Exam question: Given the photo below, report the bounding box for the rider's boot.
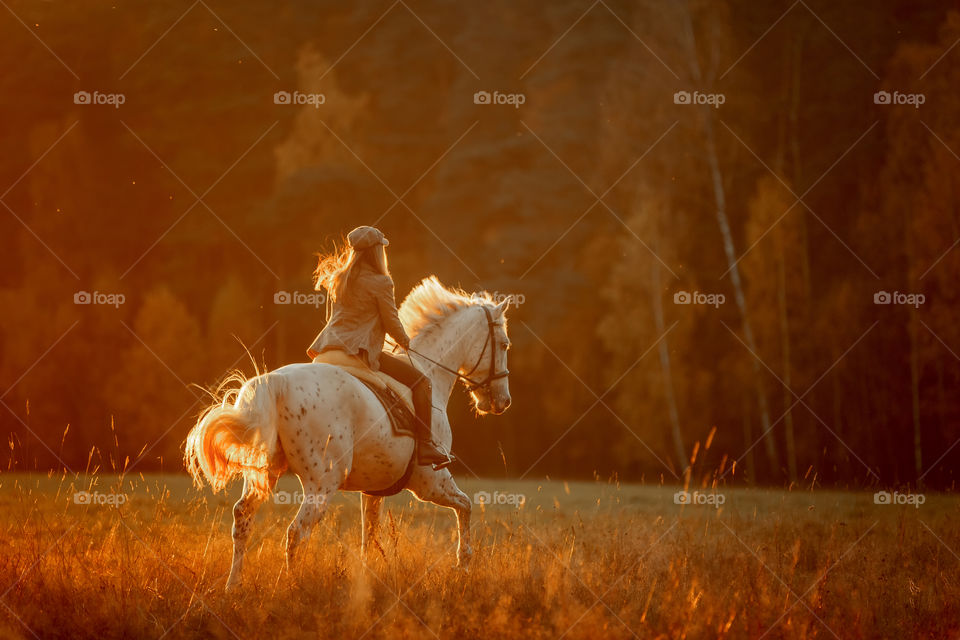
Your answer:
[412,380,455,470]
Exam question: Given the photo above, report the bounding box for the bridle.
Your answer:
[408,305,509,393]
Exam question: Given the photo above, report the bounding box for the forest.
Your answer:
[1,0,958,487]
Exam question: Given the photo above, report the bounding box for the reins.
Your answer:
[407,306,509,392]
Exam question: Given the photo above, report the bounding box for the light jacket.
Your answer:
[306,262,410,371]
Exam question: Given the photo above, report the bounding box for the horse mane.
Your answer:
[398,276,494,338]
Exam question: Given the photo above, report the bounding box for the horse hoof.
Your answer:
[456,549,473,571]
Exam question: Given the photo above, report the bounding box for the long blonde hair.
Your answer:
[313,240,390,302]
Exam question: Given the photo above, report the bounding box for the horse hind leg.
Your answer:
[226,473,277,591]
[285,479,336,573]
[360,494,385,560]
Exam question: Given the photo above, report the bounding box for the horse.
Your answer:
[184,276,512,590]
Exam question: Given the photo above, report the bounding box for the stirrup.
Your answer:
[431,454,455,471]
[418,441,455,470]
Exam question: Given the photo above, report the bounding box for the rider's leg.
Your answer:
[411,376,455,467]
[378,352,454,469]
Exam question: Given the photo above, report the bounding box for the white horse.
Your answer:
[185,277,512,590]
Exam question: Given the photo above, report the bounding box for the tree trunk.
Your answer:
[777,39,802,483]
[909,308,923,488]
[702,117,780,472]
[742,393,755,485]
[778,250,798,482]
[680,2,780,474]
[651,255,687,470]
[789,28,813,303]
[905,206,923,487]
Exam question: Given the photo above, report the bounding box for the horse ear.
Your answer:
[494,299,509,316]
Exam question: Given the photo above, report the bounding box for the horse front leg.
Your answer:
[408,470,474,568]
[360,494,384,560]
[453,491,473,568]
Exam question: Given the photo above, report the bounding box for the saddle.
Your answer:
[311,350,419,497]
[310,350,417,438]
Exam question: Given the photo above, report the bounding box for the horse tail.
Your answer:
[185,371,287,499]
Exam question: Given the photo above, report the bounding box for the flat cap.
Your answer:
[347,226,389,250]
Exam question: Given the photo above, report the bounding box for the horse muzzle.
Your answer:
[490,395,511,415]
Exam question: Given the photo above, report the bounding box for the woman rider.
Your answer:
[306,225,455,470]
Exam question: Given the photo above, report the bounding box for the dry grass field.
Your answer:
[0,473,957,639]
